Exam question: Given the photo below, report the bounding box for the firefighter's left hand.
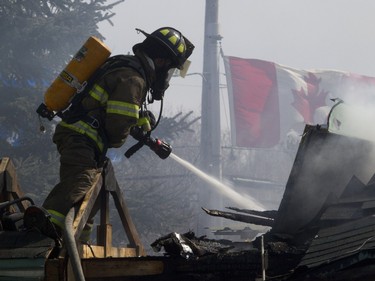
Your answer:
[130,126,146,141]
[137,110,156,132]
[145,110,156,129]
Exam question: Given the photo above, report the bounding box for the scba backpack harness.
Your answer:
[37,57,146,124]
[37,36,171,160]
[59,55,146,124]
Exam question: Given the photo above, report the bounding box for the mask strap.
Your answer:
[151,99,163,131]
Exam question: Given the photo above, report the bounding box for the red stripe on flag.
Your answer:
[227,57,280,148]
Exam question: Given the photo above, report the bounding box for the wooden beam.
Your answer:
[0,158,29,211]
[0,158,9,202]
[97,188,111,254]
[71,159,145,258]
[111,186,145,256]
[96,224,112,257]
[104,161,145,256]
[73,173,102,240]
[44,259,66,281]
[81,245,137,258]
[81,258,164,278]
[202,207,274,227]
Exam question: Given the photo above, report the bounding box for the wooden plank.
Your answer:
[99,189,110,226]
[3,158,26,203]
[0,157,9,174]
[73,173,102,240]
[45,259,66,281]
[96,224,112,257]
[111,187,145,256]
[81,245,137,258]
[0,158,29,211]
[4,158,19,193]
[82,258,164,278]
[97,189,111,252]
[0,158,10,201]
[102,160,118,192]
[104,160,145,256]
[112,247,137,258]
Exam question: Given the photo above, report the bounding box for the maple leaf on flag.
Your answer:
[291,73,329,124]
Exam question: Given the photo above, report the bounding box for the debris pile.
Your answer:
[197,125,375,280]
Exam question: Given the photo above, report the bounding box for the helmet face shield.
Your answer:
[179,60,191,78]
[166,68,176,84]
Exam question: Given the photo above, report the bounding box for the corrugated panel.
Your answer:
[339,195,375,204]
[0,231,54,259]
[362,200,375,210]
[366,173,375,187]
[0,231,54,280]
[340,175,366,199]
[299,216,375,268]
[0,258,45,280]
[320,205,362,221]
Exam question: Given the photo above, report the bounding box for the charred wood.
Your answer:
[202,207,274,227]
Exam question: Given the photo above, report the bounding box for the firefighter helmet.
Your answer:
[134,27,194,70]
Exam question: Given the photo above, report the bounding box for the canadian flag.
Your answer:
[223,56,375,148]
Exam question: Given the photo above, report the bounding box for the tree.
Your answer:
[0,0,124,83]
[0,0,124,203]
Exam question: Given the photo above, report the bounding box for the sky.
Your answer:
[98,0,375,126]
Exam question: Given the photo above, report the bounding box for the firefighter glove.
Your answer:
[136,110,156,132]
[130,126,145,141]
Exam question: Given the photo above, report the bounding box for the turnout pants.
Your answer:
[42,125,103,239]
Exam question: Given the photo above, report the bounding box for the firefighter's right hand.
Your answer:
[130,126,145,142]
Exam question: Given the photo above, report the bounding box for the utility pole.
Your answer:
[198,0,223,237]
[200,0,222,178]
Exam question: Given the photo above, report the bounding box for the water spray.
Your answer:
[169,153,265,211]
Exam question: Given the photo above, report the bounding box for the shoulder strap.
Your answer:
[80,55,146,97]
[60,55,146,122]
[101,55,147,81]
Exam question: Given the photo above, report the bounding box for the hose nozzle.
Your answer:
[125,135,172,159]
[146,138,172,159]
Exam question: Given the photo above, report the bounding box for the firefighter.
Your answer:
[41,27,195,241]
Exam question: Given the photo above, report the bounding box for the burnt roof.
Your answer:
[298,215,375,268]
[271,125,375,238]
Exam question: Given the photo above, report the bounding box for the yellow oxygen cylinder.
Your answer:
[44,36,111,112]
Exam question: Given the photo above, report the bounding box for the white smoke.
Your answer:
[328,83,375,143]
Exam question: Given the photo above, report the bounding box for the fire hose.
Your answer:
[125,131,172,159]
[64,207,85,281]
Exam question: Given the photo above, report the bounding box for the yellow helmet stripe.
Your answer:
[168,35,178,45]
[177,43,185,54]
[159,29,170,36]
[158,28,185,54]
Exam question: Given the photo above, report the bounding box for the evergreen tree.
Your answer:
[0,0,124,201]
[0,0,124,82]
